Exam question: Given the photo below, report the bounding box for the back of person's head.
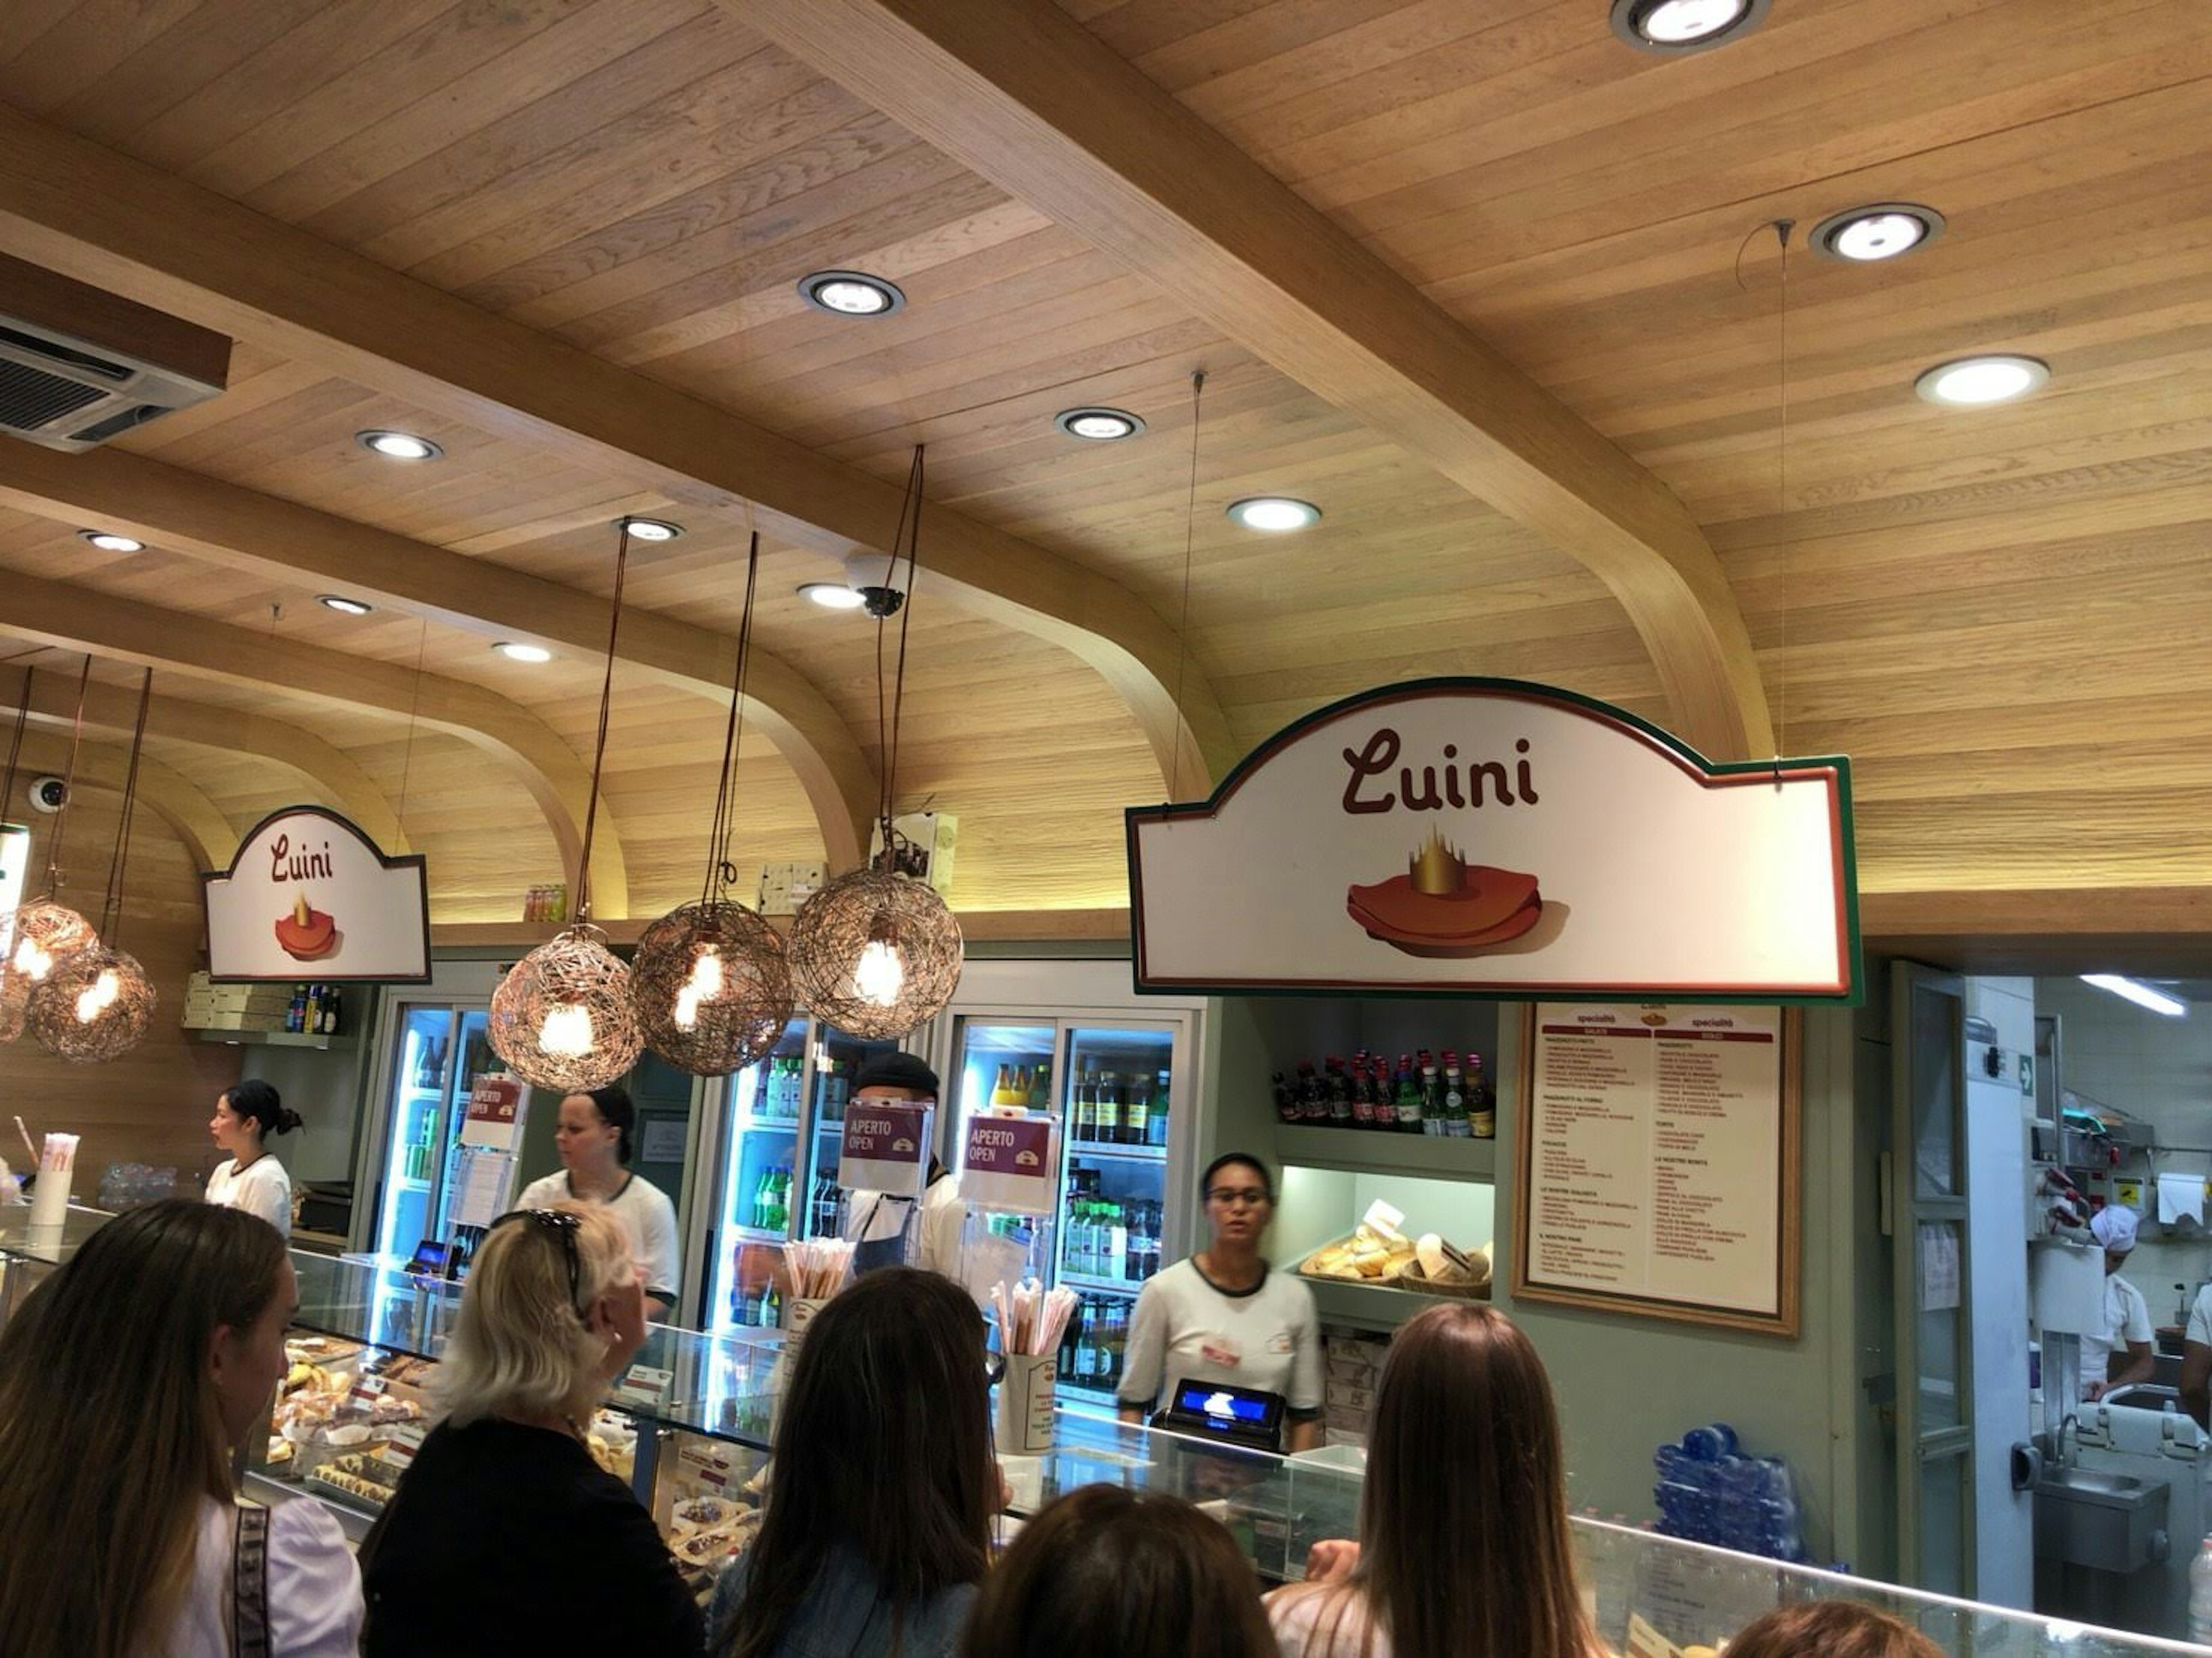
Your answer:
[588,1084,636,1163]
[1722,1601,1943,1658]
[1351,1303,1589,1658]
[717,1267,994,1658]
[962,1485,1278,1658]
[434,1201,635,1428]
[225,1077,304,1138]
[0,1201,287,1658]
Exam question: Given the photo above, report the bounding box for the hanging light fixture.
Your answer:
[632,532,794,1074]
[488,523,644,1092]
[789,447,964,1039]
[28,669,156,1062]
[0,661,100,1042]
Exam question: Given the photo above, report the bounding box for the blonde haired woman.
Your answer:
[0,1201,361,1657]
[1267,1303,1598,1658]
[362,1203,701,1656]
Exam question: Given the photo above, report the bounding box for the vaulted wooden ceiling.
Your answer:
[0,0,2206,927]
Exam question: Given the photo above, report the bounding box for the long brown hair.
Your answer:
[1721,1601,1943,1658]
[714,1267,995,1658]
[1291,1304,1591,1658]
[0,1201,287,1658]
[963,1484,1278,1658]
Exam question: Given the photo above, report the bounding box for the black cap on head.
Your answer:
[853,1051,940,1097]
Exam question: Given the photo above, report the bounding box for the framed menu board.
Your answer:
[1513,1003,1801,1337]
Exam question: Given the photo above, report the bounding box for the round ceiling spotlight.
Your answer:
[617,515,683,542]
[1914,355,2050,408]
[1226,496,1322,533]
[1810,203,1947,263]
[355,430,444,461]
[797,270,906,318]
[317,595,373,616]
[77,529,145,553]
[1609,0,1770,54]
[1054,407,1146,442]
[494,641,555,663]
[798,582,868,611]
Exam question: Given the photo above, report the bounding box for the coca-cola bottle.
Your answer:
[1271,1072,1301,1125]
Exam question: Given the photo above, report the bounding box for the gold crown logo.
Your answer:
[1408,828,1467,896]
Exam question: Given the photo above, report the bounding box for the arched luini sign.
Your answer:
[203,805,431,982]
[1126,679,1857,1003]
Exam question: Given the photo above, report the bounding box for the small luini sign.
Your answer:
[1126,679,1857,1004]
[203,806,431,983]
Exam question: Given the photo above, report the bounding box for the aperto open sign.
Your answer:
[840,1102,931,1197]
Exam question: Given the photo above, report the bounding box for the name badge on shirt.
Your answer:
[1200,1337,1243,1368]
[1267,1331,1295,1356]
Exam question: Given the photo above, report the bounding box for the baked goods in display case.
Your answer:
[1299,1201,1489,1299]
[267,1336,430,1486]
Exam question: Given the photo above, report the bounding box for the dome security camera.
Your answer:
[842,551,907,620]
[28,776,67,814]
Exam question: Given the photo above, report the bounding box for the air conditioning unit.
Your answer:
[0,253,229,450]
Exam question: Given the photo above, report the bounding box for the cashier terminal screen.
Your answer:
[1158,1379,1285,1449]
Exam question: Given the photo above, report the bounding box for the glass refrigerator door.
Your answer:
[946,1017,1060,1169]
[1057,1024,1176,1405]
[798,1025,904,1239]
[706,1019,807,1334]
[429,1010,495,1239]
[376,1006,459,1261]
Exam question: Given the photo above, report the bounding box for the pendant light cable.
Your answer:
[873,446,925,864]
[573,522,634,924]
[42,656,91,897]
[1774,218,1793,764]
[1166,369,1207,800]
[701,532,763,906]
[96,669,152,947]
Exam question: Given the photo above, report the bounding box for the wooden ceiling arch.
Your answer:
[0,571,628,916]
[11,726,234,874]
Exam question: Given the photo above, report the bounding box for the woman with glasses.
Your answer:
[1117,1152,1322,1452]
[360,1202,700,1656]
[710,1266,997,1658]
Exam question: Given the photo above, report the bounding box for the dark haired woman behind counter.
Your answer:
[206,1078,304,1239]
[514,1085,680,1319]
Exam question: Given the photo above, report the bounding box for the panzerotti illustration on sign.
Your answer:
[202,805,431,983]
[1126,680,1857,1003]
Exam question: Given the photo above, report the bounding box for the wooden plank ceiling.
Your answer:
[0,0,2206,929]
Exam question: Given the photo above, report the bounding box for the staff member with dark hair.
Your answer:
[515,1086,680,1319]
[840,1053,966,1278]
[206,1077,305,1239]
[1118,1151,1323,1452]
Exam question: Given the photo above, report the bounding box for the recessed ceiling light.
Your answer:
[2081,974,2187,1018]
[798,582,868,611]
[1810,203,1946,263]
[77,529,143,553]
[1609,0,1769,53]
[1914,355,2050,408]
[356,429,444,461]
[797,270,905,317]
[493,641,554,663]
[618,515,683,542]
[1054,407,1146,441]
[317,594,373,616]
[1226,496,1321,533]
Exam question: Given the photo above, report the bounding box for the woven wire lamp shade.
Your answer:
[489,924,644,1093]
[632,901,793,1077]
[789,868,964,1041]
[0,901,99,1042]
[25,944,154,1064]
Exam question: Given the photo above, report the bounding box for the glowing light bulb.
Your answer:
[673,987,702,1030]
[75,969,120,1024]
[687,947,725,999]
[854,939,904,1008]
[14,936,52,980]
[540,1003,594,1057]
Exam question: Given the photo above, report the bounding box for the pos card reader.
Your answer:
[1152,1378,1286,1454]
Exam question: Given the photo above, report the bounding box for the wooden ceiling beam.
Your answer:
[0,574,628,915]
[0,435,873,867]
[0,669,407,853]
[13,727,233,874]
[736,0,1772,764]
[0,105,1236,798]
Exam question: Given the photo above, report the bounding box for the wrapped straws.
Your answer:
[992,1277,1079,1357]
[781,1237,854,1302]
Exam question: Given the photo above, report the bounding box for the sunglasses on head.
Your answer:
[490,1208,586,1321]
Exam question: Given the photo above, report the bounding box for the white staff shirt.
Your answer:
[2082,1272,2153,1391]
[1118,1258,1323,1419]
[514,1170,681,1305]
[206,1155,293,1239]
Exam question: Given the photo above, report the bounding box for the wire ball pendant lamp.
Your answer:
[28,667,157,1063]
[632,531,794,1075]
[0,661,101,1044]
[488,523,644,1094]
[789,447,964,1039]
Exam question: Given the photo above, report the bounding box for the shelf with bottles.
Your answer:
[1271,1046,1497,1142]
[1056,1293,1135,1399]
[1063,1049,1172,1156]
[1059,1170,1165,1290]
[1059,1270,1143,1296]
